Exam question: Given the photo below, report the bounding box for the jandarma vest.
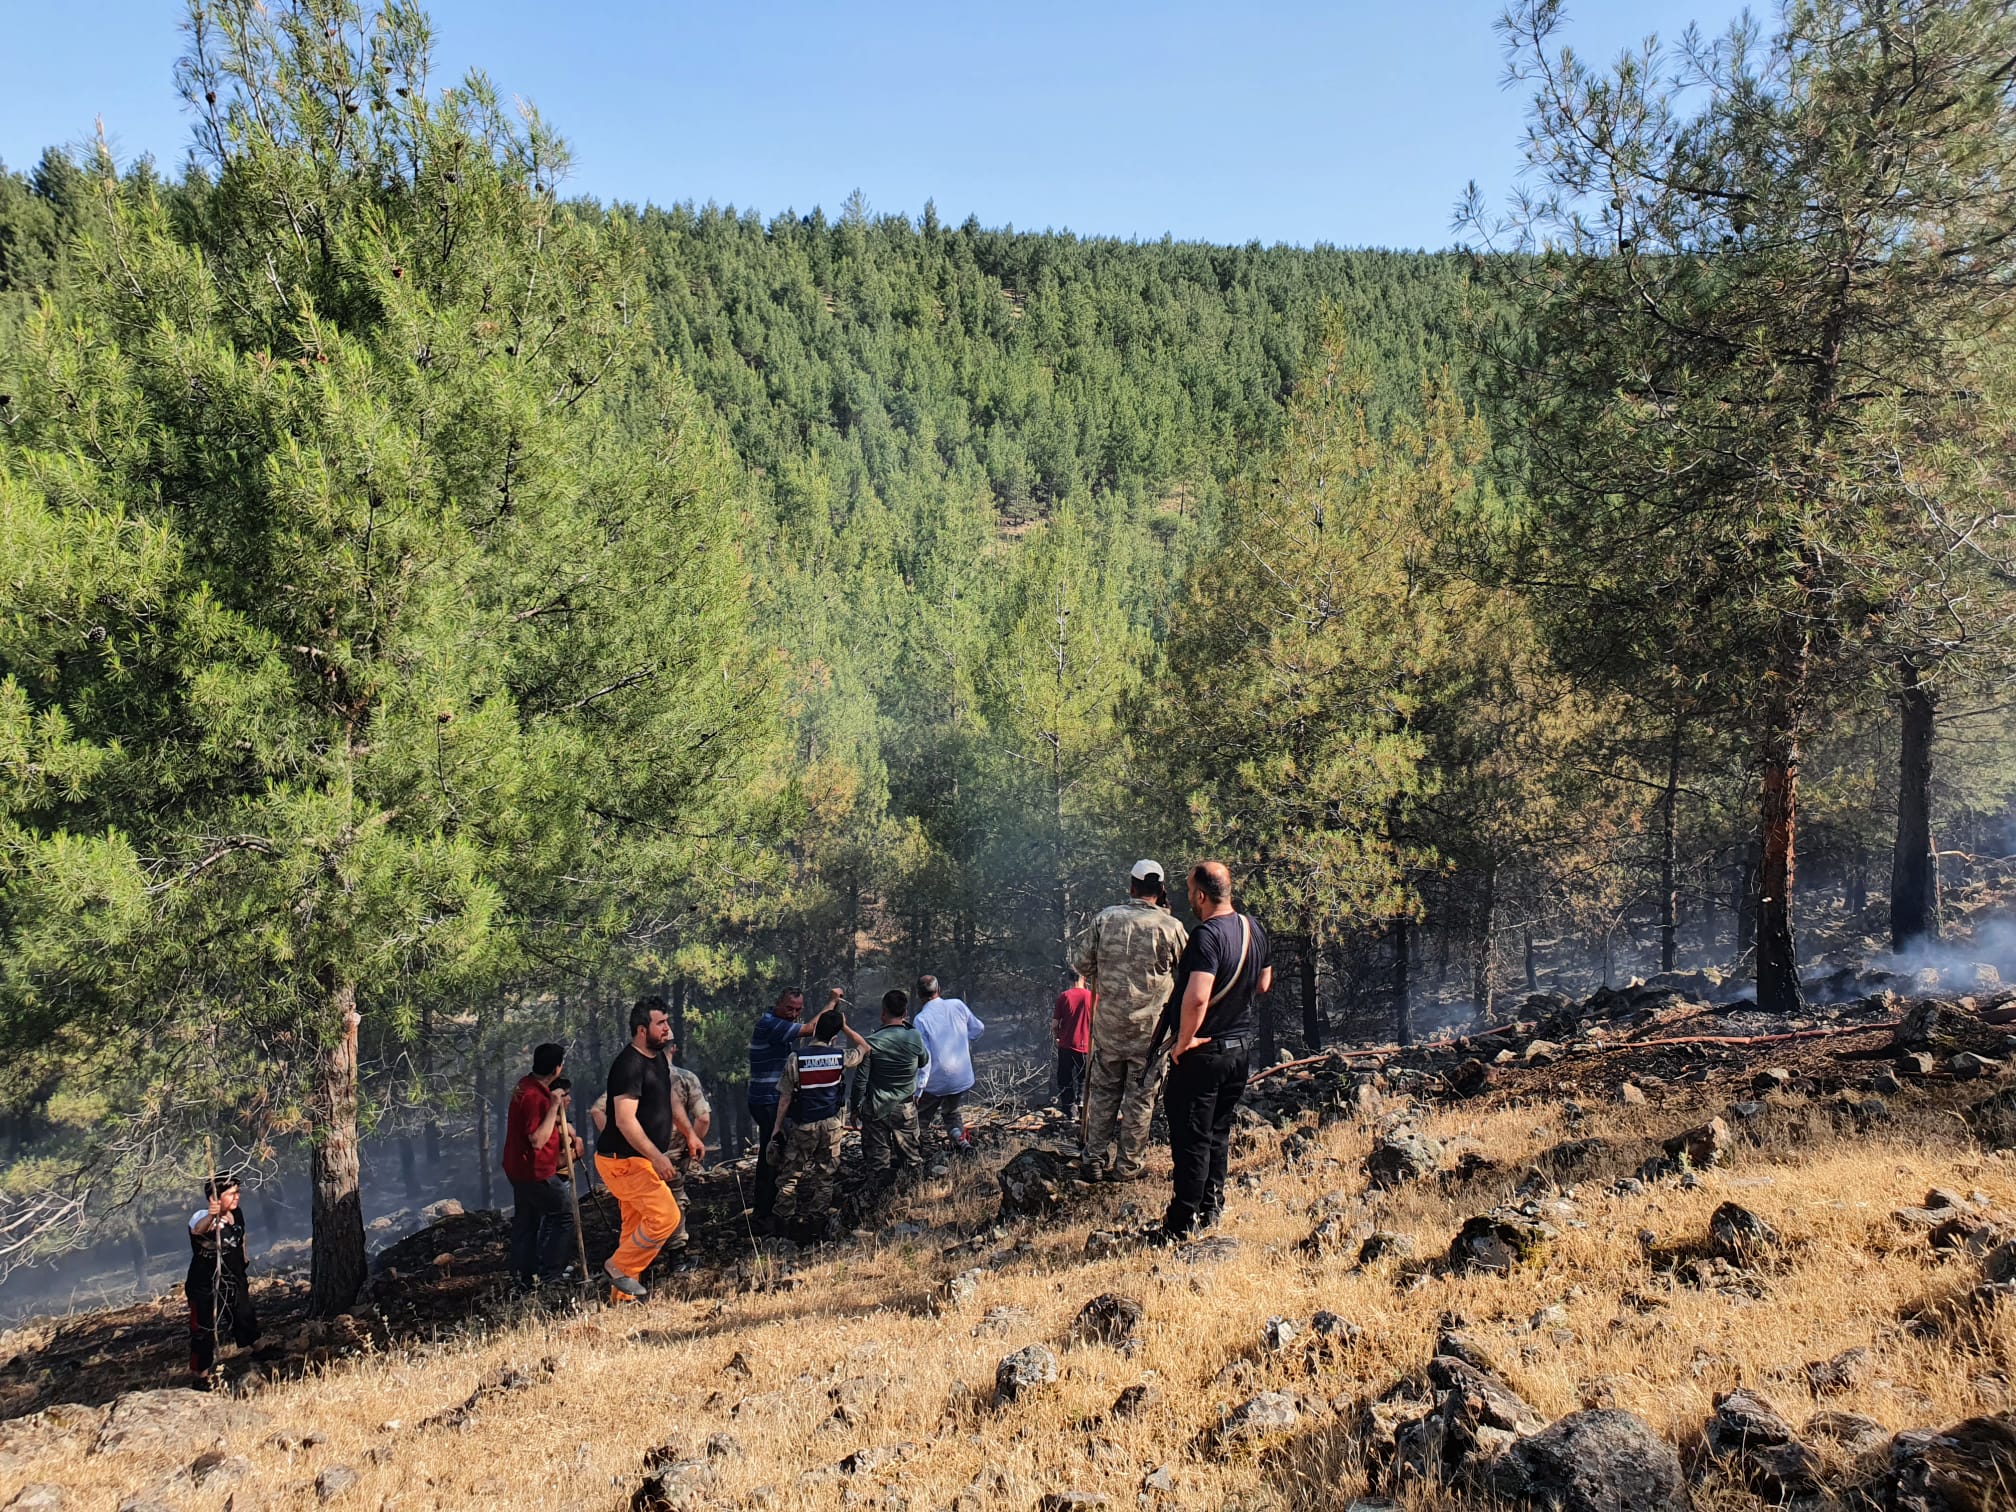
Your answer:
[790,1046,847,1123]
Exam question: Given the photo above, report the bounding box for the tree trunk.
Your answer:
[1299,937,1321,1050]
[1470,863,1497,1019]
[475,1056,494,1212]
[1393,915,1413,1047]
[398,1133,419,1200]
[308,979,367,1318]
[420,998,441,1167]
[1660,719,1683,974]
[1756,719,1804,1014]
[1891,662,1939,951]
[1523,927,1538,993]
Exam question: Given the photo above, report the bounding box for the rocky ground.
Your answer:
[6,957,2016,1509]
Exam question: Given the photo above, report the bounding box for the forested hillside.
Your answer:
[4,0,2016,1312]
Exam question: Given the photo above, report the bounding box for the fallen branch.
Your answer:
[1625,1020,1900,1050]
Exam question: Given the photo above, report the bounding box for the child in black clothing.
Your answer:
[186,1175,260,1381]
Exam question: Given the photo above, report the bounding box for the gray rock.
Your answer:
[1899,1050,1940,1077]
[940,1268,982,1310]
[1366,1129,1442,1188]
[1880,1414,2016,1510]
[1448,1213,1558,1275]
[1952,1052,2002,1082]
[316,1464,360,1502]
[1450,1058,1494,1096]
[1752,1066,1794,1093]
[1707,1201,1782,1260]
[1488,1409,1688,1511]
[995,1345,1059,1404]
[1262,1316,1299,1351]
[1036,1494,1106,1512]
[996,1148,1071,1219]
[1805,1347,1873,1396]
[632,1458,715,1511]
[1662,1117,1730,1169]
[1109,1382,1160,1419]
[1704,1388,1823,1499]
[1619,1083,1647,1106]
[1068,1294,1141,1348]
[92,1388,269,1456]
[1355,1230,1415,1266]
[188,1449,251,1490]
[1802,1410,1889,1455]
[6,1489,63,1512]
[1523,1039,1564,1064]
[1139,1463,1175,1494]
[1207,1391,1301,1450]
[1299,1215,1350,1257]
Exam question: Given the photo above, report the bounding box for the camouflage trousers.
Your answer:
[773,1116,846,1221]
[860,1103,921,1205]
[1082,1045,1167,1175]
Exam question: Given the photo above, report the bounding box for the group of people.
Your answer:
[177,859,1261,1376]
[494,974,987,1305]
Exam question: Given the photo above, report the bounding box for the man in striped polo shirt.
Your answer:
[766,1005,870,1239]
[747,985,837,1224]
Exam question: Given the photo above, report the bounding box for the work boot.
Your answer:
[1111,1161,1148,1183]
[604,1261,647,1305]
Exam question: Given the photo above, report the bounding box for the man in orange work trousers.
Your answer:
[595,997,706,1304]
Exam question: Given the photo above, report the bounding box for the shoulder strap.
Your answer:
[1205,916,1251,1011]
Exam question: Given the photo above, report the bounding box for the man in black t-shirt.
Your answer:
[1155,861,1271,1241]
[594,997,704,1303]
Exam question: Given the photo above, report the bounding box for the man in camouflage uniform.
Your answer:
[1074,859,1188,1181]
[850,989,931,1209]
[766,1007,868,1236]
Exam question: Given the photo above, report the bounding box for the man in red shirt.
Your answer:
[1053,971,1094,1114]
[504,1042,585,1290]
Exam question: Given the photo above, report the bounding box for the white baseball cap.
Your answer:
[1130,859,1165,882]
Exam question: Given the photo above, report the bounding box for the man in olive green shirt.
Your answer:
[849,988,930,1208]
[1075,859,1188,1181]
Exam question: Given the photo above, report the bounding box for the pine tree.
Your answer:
[0,1,759,1311]
[1469,0,2016,1011]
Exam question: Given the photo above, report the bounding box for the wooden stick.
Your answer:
[559,1134,591,1290]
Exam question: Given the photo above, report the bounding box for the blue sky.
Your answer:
[3,1,1749,249]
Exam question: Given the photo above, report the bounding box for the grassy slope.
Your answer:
[3,1078,2013,1510]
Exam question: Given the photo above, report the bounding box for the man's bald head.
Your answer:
[1190,862,1232,906]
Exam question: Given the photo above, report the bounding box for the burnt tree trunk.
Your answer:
[1393,915,1413,1047]
[1891,661,1939,951]
[1659,719,1683,974]
[1299,937,1322,1050]
[1470,863,1497,1020]
[308,979,367,1318]
[1756,701,1805,1015]
[420,998,441,1167]
[1523,927,1538,993]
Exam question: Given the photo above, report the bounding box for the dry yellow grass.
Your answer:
[7,1088,2015,1510]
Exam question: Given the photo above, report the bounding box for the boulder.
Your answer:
[1896,1000,1953,1049]
[1619,1083,1648,1106]
[1951,1052,2002,1083]
[997,1148,1072,1219]
[1487,1409,1689,1511]
[1703,1388,1824,1499]
[1802,1410,1889,1455]
[1805,1347,1874,1397]
[316,1464,360,1502]
[1662,1117,1731,1169]
[1109,1383,1160,1419]
[1366,1129,1442,1189]
[1448,1213,1558,1275]
[6,1490,64,1512]
[994,1345,1059,1404]
[1879,1413,2016,1511]
[631,1458,715,1511]
[92,1389,269,1457]
[940,1268,983,1310]
[1450,1058,1494,1097]
[1068,1294,1141,1349]
[1356,1231,1415,1266]
[1707,1202,1783,1261]
[1204,1391,1301,1452]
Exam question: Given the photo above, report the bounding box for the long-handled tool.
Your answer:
[559,1128,592,1292]
[203,1135,224,1382]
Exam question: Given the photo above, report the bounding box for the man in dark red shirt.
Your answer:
[504,1042,584,1289]
[1053,971,1094,1114]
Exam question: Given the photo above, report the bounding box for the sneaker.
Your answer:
[1111,1162,1148,1183]
[604,1262,647,1304]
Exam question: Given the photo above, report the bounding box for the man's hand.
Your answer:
[569,1131,585,1159]
[826,985,845,1004]
[649,1150,677,1184]
[206,1195,223,1219]
[684,1131,705,1162]
[1171,1034,1213,1063]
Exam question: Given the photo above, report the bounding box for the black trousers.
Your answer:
[1162,1038,1250,1235]
[187,1272,259,1374]
[750,1101,780,1218]
[508,1174,576,1283]
[1055,1045,1086,1110]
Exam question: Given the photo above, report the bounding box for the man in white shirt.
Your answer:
[911,975,984,1152]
